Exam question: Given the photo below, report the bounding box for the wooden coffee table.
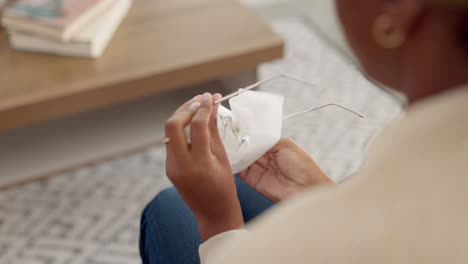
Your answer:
[0,0,283,132]
[0,0,283,188]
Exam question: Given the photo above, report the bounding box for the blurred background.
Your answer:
[0,0,402,263]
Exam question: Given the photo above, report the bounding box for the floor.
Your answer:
[0,1,402,263]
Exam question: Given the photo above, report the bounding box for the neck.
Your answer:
[399,13,468,104]
[402,56,468,104]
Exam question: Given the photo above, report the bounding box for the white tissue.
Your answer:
[217,91,284,174]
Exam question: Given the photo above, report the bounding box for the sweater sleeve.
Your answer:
[199,229,249,263]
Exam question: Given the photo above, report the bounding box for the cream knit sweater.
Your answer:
[200,85,468,264]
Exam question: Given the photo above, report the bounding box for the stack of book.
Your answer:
[1,0,132,58]
[0,0,11,17]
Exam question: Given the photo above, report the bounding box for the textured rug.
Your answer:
[0,6,402,264]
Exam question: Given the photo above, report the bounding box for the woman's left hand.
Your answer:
[164,93,244,241]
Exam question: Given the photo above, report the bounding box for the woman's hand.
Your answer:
[239,138,335,202]
[165,93,244,241]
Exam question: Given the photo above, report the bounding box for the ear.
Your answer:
[385,0,424,36]
[372,0,425,49]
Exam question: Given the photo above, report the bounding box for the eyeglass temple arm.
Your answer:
[214,74,318,104]
[214,74,365,119]
[283,103,365,120]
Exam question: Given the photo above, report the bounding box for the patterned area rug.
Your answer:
[0,6,402,264]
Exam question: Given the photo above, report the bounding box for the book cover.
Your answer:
[0,0,13,16]
[2,0,115,40]
[9,0,131,58]
[6,0,103,27]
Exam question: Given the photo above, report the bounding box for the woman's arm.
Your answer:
[164,94,335,242]
[164,93,244,241]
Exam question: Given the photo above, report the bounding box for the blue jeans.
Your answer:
[139,176,274,264]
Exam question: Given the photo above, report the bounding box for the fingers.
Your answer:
[239,153,269,179]
[165,97,203,158]
[175,95,202,114]
[210,94,227,157]
[210,93,222,125]
[166,92,226,162]
[190,93,214,158]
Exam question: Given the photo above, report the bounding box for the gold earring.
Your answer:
[372,14,406,49]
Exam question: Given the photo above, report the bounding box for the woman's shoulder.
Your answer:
[364,84,468,167]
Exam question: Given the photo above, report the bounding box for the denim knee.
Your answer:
[142,187,176,222]
[140,187,177,264]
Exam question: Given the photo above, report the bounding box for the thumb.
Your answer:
[273,138,298,150]
[238,169,248,179]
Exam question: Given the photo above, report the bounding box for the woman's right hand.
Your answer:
[239,138,335,202]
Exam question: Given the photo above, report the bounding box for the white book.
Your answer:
[8,0,132,59]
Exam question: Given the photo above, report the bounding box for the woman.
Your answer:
[140,0,468,263]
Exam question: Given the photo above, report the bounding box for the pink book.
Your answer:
[2,0,116,41]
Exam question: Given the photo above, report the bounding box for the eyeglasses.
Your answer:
[215,74,365,145]
[215,74,365,120]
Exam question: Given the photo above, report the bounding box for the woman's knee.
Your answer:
[142,187,178,220]
[140,187,179,263]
